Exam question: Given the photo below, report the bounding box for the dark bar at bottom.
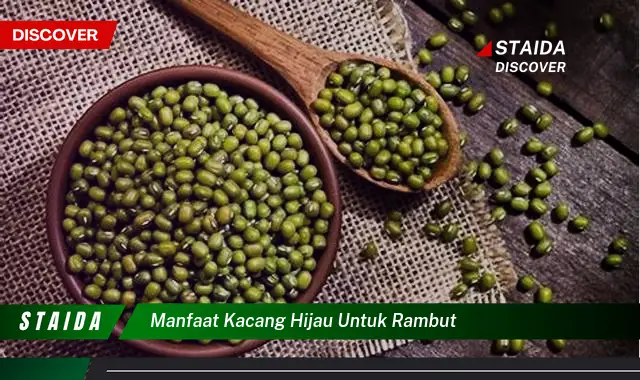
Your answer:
[87,357,640,380]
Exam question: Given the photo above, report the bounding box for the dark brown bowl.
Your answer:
[46,66,342,357]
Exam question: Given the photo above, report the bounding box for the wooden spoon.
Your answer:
[171,0,462,192]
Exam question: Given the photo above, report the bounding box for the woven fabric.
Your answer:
[0,0,516,358]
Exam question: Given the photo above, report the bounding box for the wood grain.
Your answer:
[410,0,639,156]
[170,0,463,193]
[382,0,639,358]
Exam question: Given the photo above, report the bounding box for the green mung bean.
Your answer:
[609,235,629,255]
[428,32,449,49]
[535,286,553,303]
[511,197,529,213]
[536,81,553,97]
[462,271,481,286]
[478,272,496,291]
[541,160,559,177]
[488,8,504,24]
[459,258,481,272]
[529,198,548,217]
[441,223,460,243]
[417,48,432,65]
[441,66,455,83]
[461,10,478,25]
[573,127,594,146]
[517,275,537,292]
[466,92,486,113]
[461,236,478,256]
[456,86,474,104]
[552,202,569,223]
[511,182,531,197]
[569,215,590,233]
[602,254,623,270]
[473,34,488,51]
[486,147,505,167]
[593,122,609,139]
[598,13,615,32]
[492,189,512,204]
[534,238,553,257]
[361,241,379,259]
[499,118,519,137]
[545,22,558,39]
[520,104,540,123]
[535,113,553,132]
[509,340,525,355]
[384,220,402,240]
[492,340,510,355]
[547,339,566,353]
[523,137,544,155]
[533,181,552,198]
[476,162,492,181]
[423,223,442,239]
[448,17,464,33]
[539,144,558,161]
[527,221,546,241]
[449,0,466,11]
[491,166,510,187]
[434,200,453,219]
[501,2,515,18]
[491,207,506,222]
[450,283,468,299]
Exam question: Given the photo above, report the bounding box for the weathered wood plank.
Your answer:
[383,0,639,358]
[408,0,639,156]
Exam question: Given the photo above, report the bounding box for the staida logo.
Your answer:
[477,40,566,73]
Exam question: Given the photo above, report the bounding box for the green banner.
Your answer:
[0,304,124,340]
[120,303,640,340]
[2,359,90,380]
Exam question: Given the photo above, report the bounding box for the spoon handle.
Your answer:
[171,0,336,100]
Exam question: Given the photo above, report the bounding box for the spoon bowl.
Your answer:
[303,53,462,192]
[171,0,462,192]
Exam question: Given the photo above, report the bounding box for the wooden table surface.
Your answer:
[382,0,639,358]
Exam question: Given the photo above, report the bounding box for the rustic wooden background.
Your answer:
[382,0,639,357]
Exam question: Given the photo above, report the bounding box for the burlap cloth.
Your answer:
[0,0,516,358]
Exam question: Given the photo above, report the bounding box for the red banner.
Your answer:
[0,21,118,50]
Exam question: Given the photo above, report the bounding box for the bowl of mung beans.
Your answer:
[46,65,342,357]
